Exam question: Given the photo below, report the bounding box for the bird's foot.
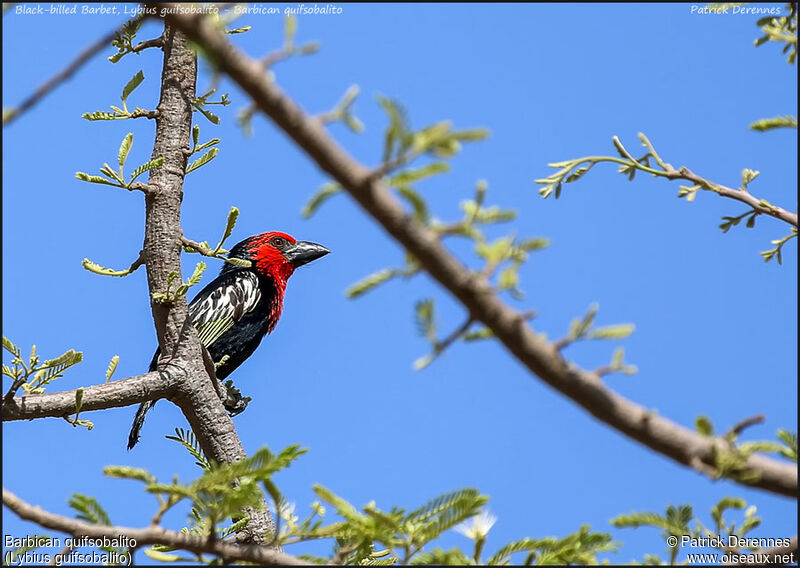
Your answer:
[222,380,251,417]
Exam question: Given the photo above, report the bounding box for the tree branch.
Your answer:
[663,164,798,227]
[2,488,310,566]
[132,36,164,53]
[2,371,169,422]
[157,6,797,498]
[142,22,275,544]
[3,28,119,127]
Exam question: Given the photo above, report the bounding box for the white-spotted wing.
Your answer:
[188,271,262,348]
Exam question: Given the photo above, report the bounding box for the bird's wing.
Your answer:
[188,271,262,348]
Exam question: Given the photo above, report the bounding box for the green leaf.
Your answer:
[695,415,714,436]
[100,163,125,184]
[223,257,252,268]
[498,266,519,290]
[749,115,797,132]
[776,430,797,461]
[396,186,429,222]
[195,105,220,125]
[451,128,490,142]
[414,299,436,343]
[144,549,185,562]
[302,182,342,218]
[103,465,156,484]
[75,172,122,187]
[564,164,593,183]
[2,336,21,357]
[568,303,598,340]
[74,387,84,416]
[284,14,297,47]
[117,133,133,168]
[82,258,134,277]
[517,237,550,251]
[82,111,126,121]
[346,269,397,299]
[129,157,164,183]
[186,147,219,174]
[42,350,83,371]
[487,538,545,565]
[406,488,482,524]
[462,327,494,342]
[105,355,119,383]
[193,137,220,154]
[121,70,145,105]
[68,494,111,526]
[475,236,513,264]
[588,324,635,340]
[165,428,210,470]
[741,168,760,187]
[413,354,434,371]
[388,162,450,186]
[175,262,206,297]
[312,484,363,524]
[215,207,240,252]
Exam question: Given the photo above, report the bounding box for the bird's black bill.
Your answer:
[283,241,330,267]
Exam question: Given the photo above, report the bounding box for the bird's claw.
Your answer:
[222,379,251,417]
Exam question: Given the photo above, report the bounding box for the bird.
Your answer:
[127,231,329,449]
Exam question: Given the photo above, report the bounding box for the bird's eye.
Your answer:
[271,237,286,248]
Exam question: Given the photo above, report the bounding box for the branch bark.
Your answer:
[157,6,797,498]
[141,22,275,544]
[2,371,168,422]
[2,488,309,566]
[663,165,798,228]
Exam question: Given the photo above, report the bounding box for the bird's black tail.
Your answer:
[127,400,156,450]
[128,350,161,450]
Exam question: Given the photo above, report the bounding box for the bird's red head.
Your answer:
[227,231,330,285]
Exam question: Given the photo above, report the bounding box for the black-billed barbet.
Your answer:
[127,231,329,449]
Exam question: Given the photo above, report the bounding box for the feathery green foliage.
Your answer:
[165,428,210,470]
[82,70,155,120]
[76,133,163,190]
[2,336,83,397]
[753,3,797,63]
[151,262,207,303]
[109,18,143,63]
[612,498,764,564]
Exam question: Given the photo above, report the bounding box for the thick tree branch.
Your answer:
[141,23,275,544]
[158,7,797,498]
[2,488,309,566]
[2,371,168,422]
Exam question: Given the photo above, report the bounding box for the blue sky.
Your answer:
[2,3,797,564]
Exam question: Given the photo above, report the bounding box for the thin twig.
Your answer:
[261,47,294,69]
[3,375,28,404]
[725,414,767,440]
[2,488,311,566]
[434,317,475,353]
[3,28,118,127]
[132,36,164,53]
[181,236,217,256]
[663,164,798,227]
